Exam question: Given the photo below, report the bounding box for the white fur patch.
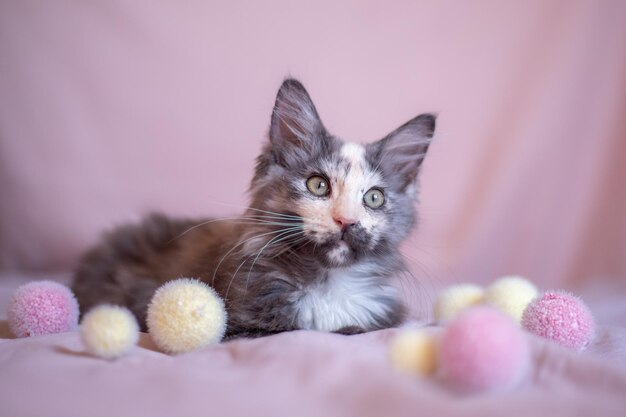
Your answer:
[340,142,366,166]
[295,264,397,331]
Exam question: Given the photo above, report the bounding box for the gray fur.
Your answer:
[72,78,435,339]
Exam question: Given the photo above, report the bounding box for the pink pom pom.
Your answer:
[439,307,530,393]
[7,281,79,337]
[522,291,595,351]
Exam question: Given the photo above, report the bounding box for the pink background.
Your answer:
[1,0,625,294]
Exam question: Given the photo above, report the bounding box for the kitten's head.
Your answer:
[249,79,434,268]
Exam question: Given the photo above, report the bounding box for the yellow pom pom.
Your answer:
[147,279,227,354]
[434,284,484,322]
[390,329,437,375]
[484,276,538,323]
[80,305,139,359]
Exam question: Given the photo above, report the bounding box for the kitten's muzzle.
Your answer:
[334,223,370,251]
[333,216,357,232]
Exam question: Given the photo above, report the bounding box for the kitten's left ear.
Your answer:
[269,79,326,167]
[367,114,436,189]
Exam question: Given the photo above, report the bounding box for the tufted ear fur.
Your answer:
[268,79,327,167]
[367,114,436,190]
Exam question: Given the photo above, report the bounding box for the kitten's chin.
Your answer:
[324,241,355,267]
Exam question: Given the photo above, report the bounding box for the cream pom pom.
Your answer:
[147,279,227,354]
[434,284,484,322]
[484,276,538,323]
[80,305,139,359]
[390,329,437,375]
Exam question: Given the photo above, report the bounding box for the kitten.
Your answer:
[72,79,435,339]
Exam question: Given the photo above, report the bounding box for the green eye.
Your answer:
[363,188,385,209]
[306,175,330,197]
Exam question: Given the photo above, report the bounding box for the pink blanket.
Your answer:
[1,274,625,417]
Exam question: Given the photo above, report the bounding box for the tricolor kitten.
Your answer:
[72,79,435,339]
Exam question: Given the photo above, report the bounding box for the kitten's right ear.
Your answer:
[268,79,326,166]
[368,113,436,190]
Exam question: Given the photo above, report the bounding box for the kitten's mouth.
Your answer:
[337,230,353,247]
[335,227,368,250]
[308,229,369,266]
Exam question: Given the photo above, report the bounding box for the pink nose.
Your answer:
[333,216,357,231]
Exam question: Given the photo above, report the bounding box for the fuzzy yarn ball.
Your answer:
[147,279,227,354]
[484,276,538,323]
[522,291,595,351]
[390,329,437,376]
[7,281,79,337]
[434,284,484,322]
[439,307,530,393]
[80,305,139,359]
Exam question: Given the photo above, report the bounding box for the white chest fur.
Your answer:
[295,265,397,332]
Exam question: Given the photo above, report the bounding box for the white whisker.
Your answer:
[212,226,302,287]
[237,229,304,301]
[168,215,304,243]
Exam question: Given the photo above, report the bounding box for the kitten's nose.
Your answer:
[333,216,357,231]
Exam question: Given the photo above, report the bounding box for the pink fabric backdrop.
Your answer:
[1,1,625,296]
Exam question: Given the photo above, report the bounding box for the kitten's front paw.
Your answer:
[334,326,367,335]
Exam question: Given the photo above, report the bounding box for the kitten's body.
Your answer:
[72,79,435,339]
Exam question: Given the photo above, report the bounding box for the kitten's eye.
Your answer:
[306,175,331,197]
[363,188,385,209]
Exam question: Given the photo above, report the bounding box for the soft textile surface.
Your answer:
[1,275,625,416]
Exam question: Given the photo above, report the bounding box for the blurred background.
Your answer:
[1,1,625,310]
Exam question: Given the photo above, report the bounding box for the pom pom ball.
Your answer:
[147,278,227,354]
[389,329,437,375]
[434,284,484,322]
[438,307,529,393]
[483,276,537,322]
[80,305,139,359]
[7,280,79,337]
[522,291,595,351]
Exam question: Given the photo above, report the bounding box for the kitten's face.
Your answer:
[250,79,434,267]
[296,142,386,266]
